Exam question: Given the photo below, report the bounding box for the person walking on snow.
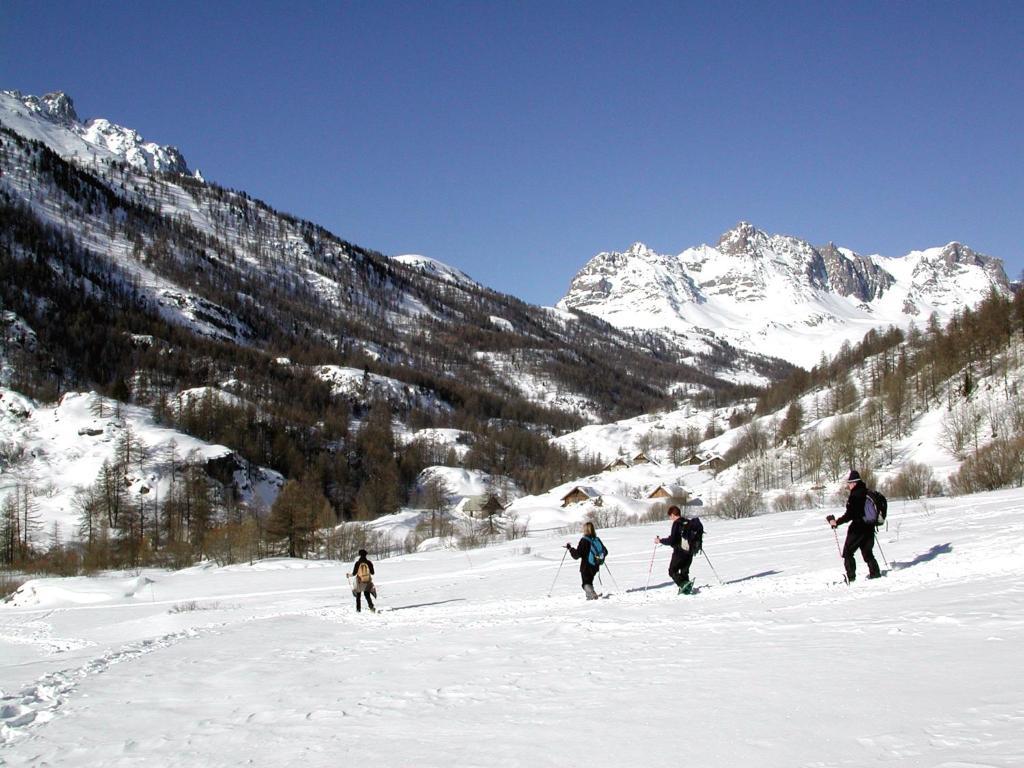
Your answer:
[565,521,607,600]
[351,549,376,612]
[656,505,696,594]
[827,470,882,582]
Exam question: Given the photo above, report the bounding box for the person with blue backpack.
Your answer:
[826,470,882,582]
[565,521,608,599]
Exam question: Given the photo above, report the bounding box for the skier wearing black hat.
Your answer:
[826,470,882,582]
[351,549,376,612]
[656,505,697,594]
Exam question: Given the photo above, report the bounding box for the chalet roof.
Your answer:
[602,457,632,470]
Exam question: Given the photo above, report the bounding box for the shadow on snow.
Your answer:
[383,598,467,612]
[891,543,953,570]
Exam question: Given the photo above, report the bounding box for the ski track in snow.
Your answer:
[0,627,212,747]
[1,490,1023,766]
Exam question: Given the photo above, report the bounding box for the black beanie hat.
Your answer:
[847,470,862,482]
[358,549,368,557]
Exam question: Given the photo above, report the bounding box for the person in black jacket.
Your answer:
[565,522,606,600]
[827,470,882,582]
[656,505,695,594]
[351,549,376,612]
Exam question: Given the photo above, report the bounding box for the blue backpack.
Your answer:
[863,490,888,527]
[585,536,607,567]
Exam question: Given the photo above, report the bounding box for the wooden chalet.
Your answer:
[602,457,631,472]
[561,486,601,507]
[461,494,506,518]
[699,454,725,473]
[648,484,690,503]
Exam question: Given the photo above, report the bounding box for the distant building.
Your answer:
[602,457,631,472]
[561,486,601,507]
[632,452,658,466]
[699,454,725,473]
[461,494,506,518]
[648,484,690,503]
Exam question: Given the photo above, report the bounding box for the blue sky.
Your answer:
[3,1,1022,304]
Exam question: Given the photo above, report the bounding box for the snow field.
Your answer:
[1,488,1023,766]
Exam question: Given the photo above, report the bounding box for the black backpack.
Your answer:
[683,517,704,554]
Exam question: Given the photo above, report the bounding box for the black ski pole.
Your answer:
[548,549,568,597]
[701,549,724,585]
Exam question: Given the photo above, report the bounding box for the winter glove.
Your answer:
[826,514,837,528]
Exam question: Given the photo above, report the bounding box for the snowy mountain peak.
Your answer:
[560,226,1011,368]
[626,241,657,257]
[716,221,770,256]
[1,89,189,175]
[6,90,80,125]
[392,254,480,289]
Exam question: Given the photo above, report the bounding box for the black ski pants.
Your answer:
[579,563,599,590]
[843,528,881,581]
[668,549,694,587]
[354,581,375,612]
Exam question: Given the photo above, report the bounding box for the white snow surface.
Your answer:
[1,488,1022,766]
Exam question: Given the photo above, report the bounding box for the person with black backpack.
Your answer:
[565,521,607,600]
[826,470,882,582]
[655,505,701,595]
[351,549,377,613]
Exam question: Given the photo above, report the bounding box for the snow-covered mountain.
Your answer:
[3,88,744,431]
[1,90,191,176]
[559,222,1011,368]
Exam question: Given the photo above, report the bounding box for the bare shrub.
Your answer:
[586,504,637,529]
[950,436,1024,494]
[939,400,983,459]
[885,462,943,499]
[772,491,816,512]
[503,511,528,540]
[712,487,762,519]
[169,600,222,613]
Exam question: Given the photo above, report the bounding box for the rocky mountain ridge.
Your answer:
[1,90,190,175]
[559,222,1010,368]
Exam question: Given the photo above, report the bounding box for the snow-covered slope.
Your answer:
[2,487,1022,766]
[560,222,1011,368]
[391,254,480,290]
[0,90,191,175]
[0,388,282,535]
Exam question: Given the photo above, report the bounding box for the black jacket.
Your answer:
[352,556,375,580]
[836,482,872,532]
[659,517,686,549]
[568,536,606,571]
